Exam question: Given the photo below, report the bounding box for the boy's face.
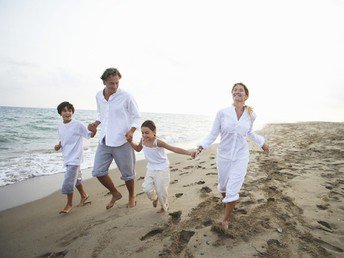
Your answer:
[103,75,120,94]
[61,107,73,123]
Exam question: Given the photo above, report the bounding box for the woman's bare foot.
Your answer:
[221,221,229,229]
[152,198,158,208]
[128,197,136,208]
[157,207,165,213]
[59,204,73,214]
[106,191,122,209]
[77,194,89,207]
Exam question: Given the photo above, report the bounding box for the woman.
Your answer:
[197,82,269,229]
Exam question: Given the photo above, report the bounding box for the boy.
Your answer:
[55,101,95,214]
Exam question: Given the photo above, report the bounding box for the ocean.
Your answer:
[0,106,215,187]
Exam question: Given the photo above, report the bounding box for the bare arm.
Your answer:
[129,138,143,152]
[157,139,196,157]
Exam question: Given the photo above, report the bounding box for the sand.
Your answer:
[0,122,343,258]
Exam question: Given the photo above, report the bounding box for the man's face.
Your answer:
[103,75,120,93]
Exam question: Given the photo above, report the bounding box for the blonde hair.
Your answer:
[232,82,255,119]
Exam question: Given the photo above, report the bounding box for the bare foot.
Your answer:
[128,198,136,208]
[157,207,165,213]
[59,205,73,214]
[221,221,229,229]
[152,198,158,208]
[106,191,122,209]
[77,194,90,207]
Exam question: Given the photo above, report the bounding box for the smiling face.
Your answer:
[141,126,156,142]
[232,83,248,103]
[60,106,73,123]
[103,74,120,94]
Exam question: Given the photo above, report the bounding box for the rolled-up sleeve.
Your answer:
[128,95,141,129]
[247,116,265,147]
[199,111,221,149]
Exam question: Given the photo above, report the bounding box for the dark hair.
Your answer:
[57,101,75,115]
[141,120,156,132]
[100,68,122,81]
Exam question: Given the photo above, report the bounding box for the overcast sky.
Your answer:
[0,0,343,124]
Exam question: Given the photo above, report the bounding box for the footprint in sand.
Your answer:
[175,193,183,198]
[317,221,332,230]
[316,204,329,210]
[183,166,194,170]
[169,211,182,224]
[39,250,68,258]
[200,186,212,193]
[170,168,178,172]
[140,228,164,241]
[170,179,178,185]
[206,172,217,175]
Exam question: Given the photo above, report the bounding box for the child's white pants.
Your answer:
[142,168,170,211]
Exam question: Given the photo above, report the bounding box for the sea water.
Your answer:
[0,106,215,187]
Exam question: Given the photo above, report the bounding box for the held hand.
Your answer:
[54,144,61,151]
[88,122,98,133]
[90,129,97,138]
[125,130,134,142]
[262,143,269,153]
[196,146,203,155]
[190,151,197,159]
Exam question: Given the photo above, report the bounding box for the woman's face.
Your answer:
[232,85,247,102]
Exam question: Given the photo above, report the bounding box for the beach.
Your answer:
[0,122,343,257]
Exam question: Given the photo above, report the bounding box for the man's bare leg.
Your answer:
[222,201,236,229]
[97,175,122,209]
[125,179,136,208]
[60,193,73,214]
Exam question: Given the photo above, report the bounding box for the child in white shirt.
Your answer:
[54,101,95,214]
[128,120,197,213]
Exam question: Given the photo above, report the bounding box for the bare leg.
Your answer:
[222,201,236,229]
[75,184,89,207]
[97,175,122,209]
[60,193,73,214]
[125,179,136,208]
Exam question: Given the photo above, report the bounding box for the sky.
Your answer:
[0,0,343,124]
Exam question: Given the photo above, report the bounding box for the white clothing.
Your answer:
[199,106,264,160]
[96,89,141,147]
[57,120,90,166]
[199,106,265,203]
[142,168,170,211]
[142,138,170,170]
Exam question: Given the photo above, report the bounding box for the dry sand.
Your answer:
[0,122,343,258]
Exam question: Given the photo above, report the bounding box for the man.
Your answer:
[88,68,141,209]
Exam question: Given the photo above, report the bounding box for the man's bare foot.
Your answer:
[106,191,122,209]
[221,221,229,229]
[59,205,73,214]
[128,198,136,208]
[77,194,90,207]
[152,198,158,208]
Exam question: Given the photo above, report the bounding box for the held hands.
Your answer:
[88,122,98,136]
[54,143,61,151]
[262,143,269,153]
[190,151,197,159]
[125,130,134,142]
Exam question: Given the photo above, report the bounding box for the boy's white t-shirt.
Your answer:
[57,119,90,166]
